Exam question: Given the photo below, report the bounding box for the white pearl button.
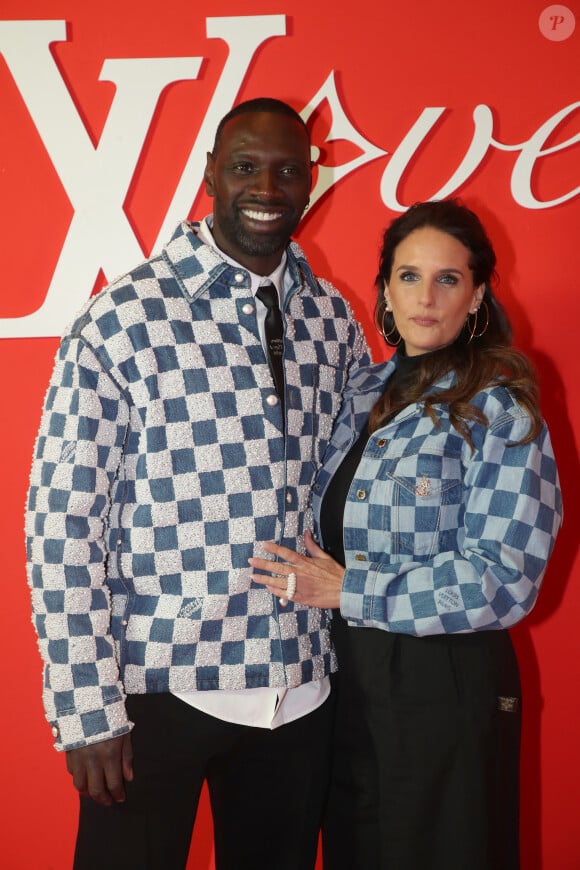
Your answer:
[266,394,279,406]
[242,303,254,315]
[285,491,292,504]
[234,272,244,283]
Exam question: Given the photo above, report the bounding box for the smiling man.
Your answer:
[25,98,370,870]
[205,105,313,273]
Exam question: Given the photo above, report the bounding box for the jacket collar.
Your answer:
[162,221,318,303]
[345,357,456,399]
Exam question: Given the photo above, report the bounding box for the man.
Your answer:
[25,98,370,870]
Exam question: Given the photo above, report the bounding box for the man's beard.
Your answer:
[217,207,301,259]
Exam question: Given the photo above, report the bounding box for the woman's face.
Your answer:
[385,226,485,356]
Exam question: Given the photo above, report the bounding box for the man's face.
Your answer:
[204,111,312,275]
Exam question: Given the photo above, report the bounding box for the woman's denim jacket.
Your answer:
[311,359,562,636]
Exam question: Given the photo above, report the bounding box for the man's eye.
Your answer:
[280,166,299,176]
[232,163,254,173]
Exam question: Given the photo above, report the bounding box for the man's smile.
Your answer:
[240,207,285,222]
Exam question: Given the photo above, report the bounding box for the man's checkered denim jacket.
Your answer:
[25,221,370,751]
[311,357,562,635]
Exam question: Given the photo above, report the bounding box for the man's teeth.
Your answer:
[242,209,282,222]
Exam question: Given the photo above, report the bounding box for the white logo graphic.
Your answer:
[0,17,578,337]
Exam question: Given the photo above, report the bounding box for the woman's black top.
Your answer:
[319,350,426,566]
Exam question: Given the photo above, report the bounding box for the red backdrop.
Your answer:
[1,1,578,867]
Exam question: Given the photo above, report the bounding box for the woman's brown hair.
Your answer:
[369,199,542,447]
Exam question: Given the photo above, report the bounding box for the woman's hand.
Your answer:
[248,529,345,609]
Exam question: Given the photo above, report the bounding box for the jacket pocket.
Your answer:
[388,449,463,558]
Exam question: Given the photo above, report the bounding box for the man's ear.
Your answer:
[204,152,215,197]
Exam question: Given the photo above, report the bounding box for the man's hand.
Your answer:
[66,733,133,806]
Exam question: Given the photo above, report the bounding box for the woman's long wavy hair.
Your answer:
[369,199,542,446]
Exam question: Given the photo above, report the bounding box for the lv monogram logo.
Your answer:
[0,17,287,337]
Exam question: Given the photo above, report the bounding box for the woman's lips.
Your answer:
[411,316,438,326]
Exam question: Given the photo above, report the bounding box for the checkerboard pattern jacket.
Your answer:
[311,358,562,635]
[25,221,370,751]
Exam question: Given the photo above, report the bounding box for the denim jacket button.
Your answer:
[356,489,367,500]
[242,303,255,315]
[266,394,279,407]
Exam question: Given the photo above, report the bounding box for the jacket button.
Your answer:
[356,489,367,500]
[355,554,367,561]
[266,394,279,407]
[377,438,387,447]
[242,303,255,315]
[285,490,292,504]
[234,272,245,283]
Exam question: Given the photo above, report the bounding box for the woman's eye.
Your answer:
[438,273,459,285]
[400,271,418,282]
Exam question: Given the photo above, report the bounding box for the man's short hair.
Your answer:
[211,97,310,155]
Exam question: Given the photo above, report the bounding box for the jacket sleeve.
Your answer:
[315,274,372,377]
[340,411,562,635]
[348,311,372,375]
[25,335,133,750]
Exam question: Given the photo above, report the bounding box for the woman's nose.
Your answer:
[419,280,436,305]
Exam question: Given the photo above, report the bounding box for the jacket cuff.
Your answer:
[340,566,371,625]
[48,697,133,752]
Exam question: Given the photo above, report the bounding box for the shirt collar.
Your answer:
[198,216,287,302]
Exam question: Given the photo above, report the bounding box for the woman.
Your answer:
[249,199,562,869]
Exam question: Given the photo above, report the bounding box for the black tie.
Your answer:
[256,282,285,416]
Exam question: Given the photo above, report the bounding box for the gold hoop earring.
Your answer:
[467,301,489,343]
[379,302,401,346]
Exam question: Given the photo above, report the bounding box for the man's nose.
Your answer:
[249,168,279,197]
